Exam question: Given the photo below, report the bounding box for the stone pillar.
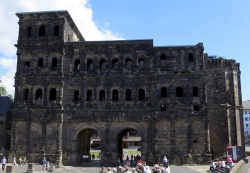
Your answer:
[71,140,76,166]
[187,118,193,154]
[6,165,15,173]
[26,163,35,173]
[55,113,63,167]
[203,119,211,153]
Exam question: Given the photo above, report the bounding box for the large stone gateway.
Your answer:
[10,10,244,166]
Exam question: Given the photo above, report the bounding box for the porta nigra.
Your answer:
[10,10,244,166]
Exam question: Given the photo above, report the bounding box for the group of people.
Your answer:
[100,156,170,173]
[12,156,27,166]
[209,156,235,171]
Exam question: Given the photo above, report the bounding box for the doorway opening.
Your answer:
[117,128,141,166]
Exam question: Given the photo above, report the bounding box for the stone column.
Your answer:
[55,113,63,167]
[187,118,193,154]
[71,140,76,166]
[203,119,211,153]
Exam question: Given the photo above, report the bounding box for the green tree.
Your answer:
[0,78,14,100]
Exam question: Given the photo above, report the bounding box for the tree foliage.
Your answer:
[0,78,14,100]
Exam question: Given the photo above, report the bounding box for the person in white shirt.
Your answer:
[1,156,7,171]
[162,156,168,167]
[144,166,151,173]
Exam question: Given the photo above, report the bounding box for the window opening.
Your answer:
[138,89,145,100]
[100,58,106,69]
[87,59,93,69]
[193,87,198,97]
[23,89,29,100]
[112,89,119,101]
[193,105,199,111]
[113,58,119,69]
[38,58,43,68]
[99,90,105,101]
[35,89,43,100]
[125,89,131,101]
[24,61,30,67]
[176,87,183,97]
[125,58,132,69]
[160,104,166,111]
[160,54,167,66]
[161,87,167,97]
[27,27,31,37]
[54,25,59,36]
[50,88,56,100]
[138,57,144,68]
[74,90,80,101]
[39,25,45,36]
[52,58,57,68]
[75,59,80,70]
[193,140,198,143]
[87,90,92,101]
[188,53,194,62]
[246,117,248,121]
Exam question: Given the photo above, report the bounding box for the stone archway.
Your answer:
[210,131,223,159]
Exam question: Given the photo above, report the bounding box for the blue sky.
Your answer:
[0,0,249,100]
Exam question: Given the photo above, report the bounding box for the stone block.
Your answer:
[6,165,15,173]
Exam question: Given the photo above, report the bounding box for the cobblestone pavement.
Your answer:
[5,164,211,173]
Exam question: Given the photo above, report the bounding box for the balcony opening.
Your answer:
[74,90,80,101]
[161,87,167,97]
[27,27,31,37]
[176,87,183,97]
[193,87,198,97]
[35,89,43,100]
[160,54,166,66]
[99,90,105,101]
[23,89,29,100]
[193,105,199,111]
[75,59,80,70]
[87,90,92,101]
[50,88,56,100]
[112,89,119,101]
[54,25,59,36]
[125,58,132,69]
[113,58,119,69]
[188,53,194,62]
[52,58,57,68]
[125,89,131,101]
[138,89,145,101]
[39,25,45,36]
[100,58,106,69]
[87,59,93,69]
[38,58,43,68]
[160,104,166,111]
[138,57,144,69]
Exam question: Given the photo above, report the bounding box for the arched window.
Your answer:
[36,89,43,100]
[38,58,43,68]
[112,89,118,101]
[39,25,45,36]
[193,105,199,111]
[193,87,198,97]
[99,90,105,101]
[100,58,106,69]
[87,90,92,101]
[160,54,166,66]
[176,87,183,97]
[126,89,131,101]
[27,27,31,37]
[161,87,167,97]
[87,59,93,69]
[113,58,119,69]
[138,89,145,100]
[54,25,59,36]
[50,88,56,100]
[24,61,30,67]
[75,59,80,69]
[52,58,57,68]
[138,57,144,68]
[74,90,80,101]
[125,58,132,69]
[23,89,29,100]
[188,53,194,62]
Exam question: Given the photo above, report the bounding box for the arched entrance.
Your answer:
[117,128,142,166]
[76,128,101,165]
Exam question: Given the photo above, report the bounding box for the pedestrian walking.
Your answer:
[18,156,23,166]
[12,156,16,166]
[23,156,27,166]
[1,156,7,171]
[162,156,168,167]
[42,157,47,171]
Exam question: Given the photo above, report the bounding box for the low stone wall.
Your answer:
[230,159,245,173]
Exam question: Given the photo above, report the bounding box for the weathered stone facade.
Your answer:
[10,10,244,166]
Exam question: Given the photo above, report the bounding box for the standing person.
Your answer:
[162,156,168,167]
[18,156,23,166]
[12,156,17,166]
[131,154,134,165]
[42,157,47,171]
[99,166,106,173]
[23,156,27,166]
[1,156,7,171]
[116,158,121,167]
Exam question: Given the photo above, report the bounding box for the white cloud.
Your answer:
[0,0,124,97]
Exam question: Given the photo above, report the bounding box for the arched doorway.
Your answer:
[76,128,101,165]
[117,128,142,166]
